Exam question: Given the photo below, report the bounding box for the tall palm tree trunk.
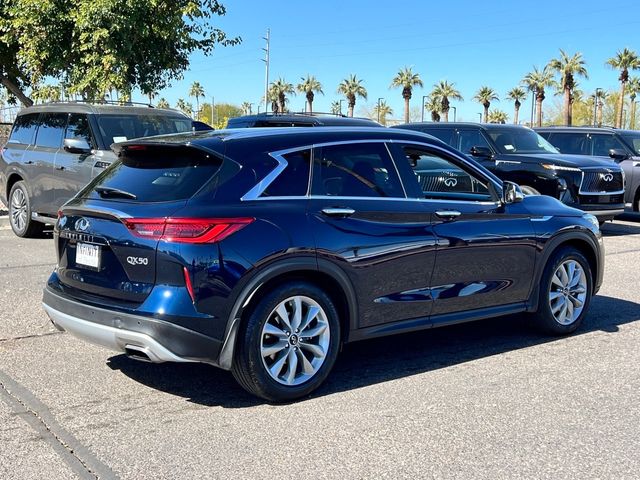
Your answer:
[404,97,410,124]
[442,109,449,122]
[563,88,571,125]
[597,102,604,127]
[307,92,314,114]
[536,98,544,127]
[483,103,489,123]
[513,102,520,124]
[630,97,637,129]
[616,82,626,128]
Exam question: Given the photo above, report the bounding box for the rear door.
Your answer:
[308,141,437,329]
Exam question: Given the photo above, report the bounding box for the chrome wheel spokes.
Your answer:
[260,295,330,386]
[10,188,27,232]
[548,260,588,326]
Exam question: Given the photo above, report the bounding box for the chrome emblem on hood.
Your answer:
[602,173,614,182]
[444,177,458,187]
[75,217,90,232]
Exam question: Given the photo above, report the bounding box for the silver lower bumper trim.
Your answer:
[42,303,195,364]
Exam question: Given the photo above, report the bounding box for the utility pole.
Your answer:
[262,29,270,113]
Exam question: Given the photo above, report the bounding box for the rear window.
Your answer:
[96,114,193,144]
[82,146,222,202]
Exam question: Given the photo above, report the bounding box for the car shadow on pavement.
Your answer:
[601,220,640,236]
[107,294,640,408]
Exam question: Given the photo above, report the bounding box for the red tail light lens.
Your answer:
[123,218,254,244]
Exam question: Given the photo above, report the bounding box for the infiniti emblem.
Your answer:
[75,217,90,232]
[602,173,614,182]
[444,177,458,187]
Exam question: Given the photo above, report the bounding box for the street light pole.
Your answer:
[262,29,270,114]
[451,106,457,122]
[421,95,428,122]
[377,97,384,123]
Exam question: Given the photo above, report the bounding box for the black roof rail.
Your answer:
[254,111,348,118]
[38,100,155,108]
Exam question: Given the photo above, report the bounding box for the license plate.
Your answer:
[76,243,100,269]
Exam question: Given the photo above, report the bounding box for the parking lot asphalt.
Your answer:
[1,218,639,479]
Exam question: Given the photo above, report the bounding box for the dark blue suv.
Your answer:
[42,127,604,401]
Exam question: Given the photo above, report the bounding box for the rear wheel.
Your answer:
[9,181,43,238]
[232,282,341,402]
[531,247,593,335]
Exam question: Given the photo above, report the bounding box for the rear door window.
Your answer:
[96,114,193,144]
[8,113,39,145]
[82,146,222,202]
[35,113,67,149]
[312,143,404,198]
[546,132,589,155]
[418,127,456,147]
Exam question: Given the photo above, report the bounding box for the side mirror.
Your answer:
[469,146,493,159]
[502,181,524,204]
[63,137,92,154]
[608,148,629,161]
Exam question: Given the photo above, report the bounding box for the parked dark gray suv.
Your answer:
[0,103,198,237]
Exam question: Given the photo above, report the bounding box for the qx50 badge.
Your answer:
[126,256,149,266]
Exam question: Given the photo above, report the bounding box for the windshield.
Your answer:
[621,133,640,155]
[488,128,559,154]
[96,114,192,145]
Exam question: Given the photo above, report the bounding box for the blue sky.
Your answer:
[146,0,640,122]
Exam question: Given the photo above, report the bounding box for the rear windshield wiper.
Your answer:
[95,186,137,200]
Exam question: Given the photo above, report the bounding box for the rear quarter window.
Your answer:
[8,113,39,145]
[81,146,222,202]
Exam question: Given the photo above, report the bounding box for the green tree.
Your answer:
[338,74,367,117]
[330,101,341,115]
[31,84,62,103]
[373,100,393,126]
[425,96,440,122]
[0,1,239,105]
[176,98,192,116]
[296,75,323,114]
[522,66,556,127]
[626,76,640,129]
[270,78,295,113]
[189,81,205,119]
[606,48,640,128]
[595,89,609,127]
[487,109,508,124]
[156,97,170,109]
[506,87,527,124]
[431,80,462,122]
[390,67,423,124]
[200,102,242,126]
[473,86,499,123]
[548,49,588,126]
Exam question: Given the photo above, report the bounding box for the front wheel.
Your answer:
[531,247,593,335]
[232,282,341,402]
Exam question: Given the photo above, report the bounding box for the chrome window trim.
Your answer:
[240,138,502,202]
[246,195,499,206]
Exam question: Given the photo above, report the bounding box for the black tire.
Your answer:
[231,281,341,402]
[634,188,640,212]
[531,247,593,335]
[8,181,44,238]
[520,185,541,196]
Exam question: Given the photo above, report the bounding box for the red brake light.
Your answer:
[123,218,254,244]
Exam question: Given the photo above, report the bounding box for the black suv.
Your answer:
[42,127,603,401]
[393,123,625,222]
[227,112,380,128]
[536,126,640,212]
[0,102,202,237]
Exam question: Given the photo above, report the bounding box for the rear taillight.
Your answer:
[122,218,254,244]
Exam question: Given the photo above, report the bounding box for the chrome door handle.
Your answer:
[435,210,461,220]
[321,207,355,217]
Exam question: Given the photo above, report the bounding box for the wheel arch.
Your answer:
[217,257,358,370]
[633,184,640,212]
[527,230,601,312]
[6,172,26,202]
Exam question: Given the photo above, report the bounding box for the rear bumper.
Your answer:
[42,287,225,366]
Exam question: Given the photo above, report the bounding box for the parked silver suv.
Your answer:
[0,102,199,237]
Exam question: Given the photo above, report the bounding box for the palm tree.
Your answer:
[373,100,393,126]
[338,74,367,117]
[266,84,280,113]
[595,89,608,127]
[156,98,170,109]
[188,82,205,119]
[176,98,192,116]
[297,75,323,114]
[431,80,463,122]
[270,78,295,113]
[146,91,158,105]
[506,87,527,124]
[240,101,252,115]
[425,96,441,122]
[473,86,499,123]
[627,76,640,129]
[390,67,423,123]
[522,66,556,127]
[548,49,588,126]
[330,101,341,115]
[606,48,640,128]
[488,109,509,124]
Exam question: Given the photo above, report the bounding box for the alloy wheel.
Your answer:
[548,259,588,326]
[260,295,330,386]
[10,187,28,233]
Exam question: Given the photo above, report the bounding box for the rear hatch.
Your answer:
[54,143,229,307]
